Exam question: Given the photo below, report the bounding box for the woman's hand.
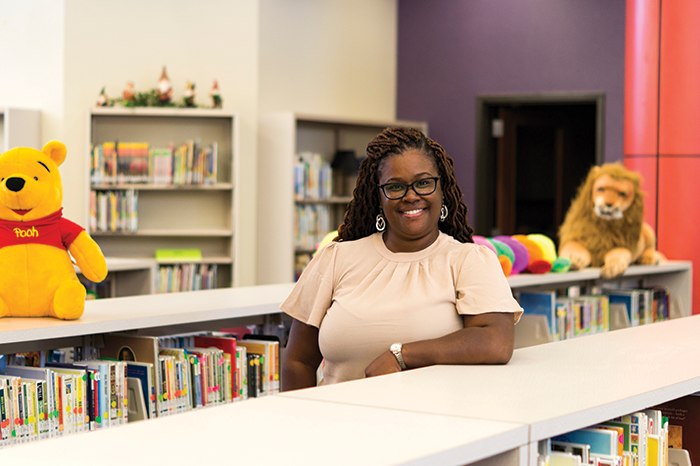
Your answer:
[365,350,403,378]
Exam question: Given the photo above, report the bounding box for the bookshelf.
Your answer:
[510,261,692,348]
[257,113,428,284]
[0,264,696,465]
[75,257,157,298]
[86,107,239,288]
[0,107,41,151]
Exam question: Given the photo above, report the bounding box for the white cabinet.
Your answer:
[86,107,240,288]
[257,112,428,284]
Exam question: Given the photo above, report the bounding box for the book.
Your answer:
[604,289,641,327]
[194,335,238,401]
[652,393,700,464]
[552,428,617,457]
[125,362,156,420]
[4,366,59,438]
[518,291,557,339]
[100,334,161,418]
[610,411,648,464]
[73,360,113,429]
[241,336,280,395]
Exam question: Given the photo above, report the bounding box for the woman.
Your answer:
[282,127,522,391]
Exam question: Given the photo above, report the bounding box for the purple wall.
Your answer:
[396,0,626,227]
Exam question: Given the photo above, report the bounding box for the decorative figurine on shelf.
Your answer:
[211,80,222,108]
[558,162,666,278]
[183,81,196,107]
[0,141,108,319]
[156,66,173,105]
[122,81,136,106]
[96,86,109,107]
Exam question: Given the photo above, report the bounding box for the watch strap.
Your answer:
[391,343,407,370]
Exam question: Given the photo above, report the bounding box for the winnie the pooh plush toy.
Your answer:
[0,141,107,319]
[558,162,665,278]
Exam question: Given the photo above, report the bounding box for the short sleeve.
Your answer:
[59,217,85,248]
[455,245,523,323]
[280,241,338,328]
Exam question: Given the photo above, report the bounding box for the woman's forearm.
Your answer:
[401,312,515,369]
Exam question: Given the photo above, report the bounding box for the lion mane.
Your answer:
[558,163,645,267]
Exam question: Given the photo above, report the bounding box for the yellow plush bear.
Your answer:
[0,141,107,319]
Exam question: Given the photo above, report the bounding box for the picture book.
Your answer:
[241,336,280,394]
[604,289,641,327]
[194,335,238,400]
[652,393,700,464]
[125,362,156,420]
[552,428,617,457]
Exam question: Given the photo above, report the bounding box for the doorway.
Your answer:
[474,94,604,242]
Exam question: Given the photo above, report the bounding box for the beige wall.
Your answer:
[0,1,66,142]
[259,0,397,120]
[0,0,397,286]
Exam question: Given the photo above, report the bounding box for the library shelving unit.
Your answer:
[86,107,240,288]
[0,107,41,151]
[509,261,693,347]
[257,112,428,284]
[75,257,157,297]
[0,262,694,465]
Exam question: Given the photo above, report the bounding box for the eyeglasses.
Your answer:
[378,177,440,200]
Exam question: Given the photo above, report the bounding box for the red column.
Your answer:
[625,0,700,315]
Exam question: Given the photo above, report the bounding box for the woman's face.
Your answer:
[377,149,443,253]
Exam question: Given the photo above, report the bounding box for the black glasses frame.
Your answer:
[378,177,440,200]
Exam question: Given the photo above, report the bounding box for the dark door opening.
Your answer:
[475,95,603,243]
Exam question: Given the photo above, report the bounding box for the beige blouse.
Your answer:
[281,232,523,385]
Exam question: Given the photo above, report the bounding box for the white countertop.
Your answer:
[0,395,528,466]
[282,314,700,441]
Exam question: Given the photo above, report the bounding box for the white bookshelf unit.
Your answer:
[257,113,428,284]
[75,257,157,298]
[0,263,693,465]
[86,107,240,288]
[0,107,41,151]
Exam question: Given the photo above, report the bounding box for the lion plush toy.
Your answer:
[0,141,107,319]
[558,162,665,278]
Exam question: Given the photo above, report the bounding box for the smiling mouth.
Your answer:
[402,208,425,216]
[12,209,32,216]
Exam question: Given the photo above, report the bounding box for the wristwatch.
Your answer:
[390,342,407,370]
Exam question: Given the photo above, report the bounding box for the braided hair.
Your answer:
[336,127,474,243]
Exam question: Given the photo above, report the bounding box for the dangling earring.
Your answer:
[440,203,448,222]
[376,209,386,232]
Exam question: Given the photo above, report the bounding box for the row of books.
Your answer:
[155,264,218,294]
[0,329,282,448]
[518,285,671,342]
[0,358,129,448]
[294,151,333,200]
[90,140,218,186]
[540,408,669,466]
[294,204,332,250]
[89,189,138,232]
